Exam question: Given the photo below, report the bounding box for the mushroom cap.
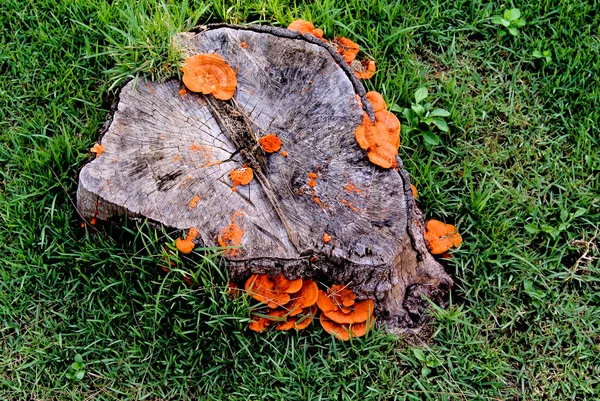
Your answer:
[316,288,374,324]
[288,19,315,35]
[424,220,462,254]
[245,274,303,308]
[375,110,401,149]
[229,167,254,186]
[259,134,283,153]
[181,53,237,100]
[411,184,418,198]
[276,305,317,331]
[175,238,194,254]
[319,314,375,341]
[354,59,376,80]
[287,279,319,316]
[90,143,105,156]
[366,91,387,112]
[333,37,360,64]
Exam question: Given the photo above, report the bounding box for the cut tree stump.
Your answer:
[77,24,452,332]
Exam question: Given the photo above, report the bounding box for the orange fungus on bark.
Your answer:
[90,143,104,157]
[259,134,283,153]
[175,227,200,254]
[424,219,462,255]
[181,53,237,100]
[217,211,245,256]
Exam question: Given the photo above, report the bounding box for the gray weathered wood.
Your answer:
[77,24,452,331]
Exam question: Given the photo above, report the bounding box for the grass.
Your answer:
[1,0,599,399]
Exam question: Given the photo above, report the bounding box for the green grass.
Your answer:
[1,0,599,399]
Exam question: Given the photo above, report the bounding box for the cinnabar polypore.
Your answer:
[288,19,325,41]
[352,59,376,80]
[175,227,199,254]
[90,143,104,156]
[245,274,303,309]
[316,284,375,340]
[247,275,318,332]
[332,37,360,64]
[258,134,282,153]
[229,167,253,191]
[181,53,237,100]
[424,219,462,254]
[355,91,401,169]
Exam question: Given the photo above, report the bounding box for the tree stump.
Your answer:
[77,24,452,332]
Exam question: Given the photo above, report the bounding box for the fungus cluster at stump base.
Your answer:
[77,23,452,334]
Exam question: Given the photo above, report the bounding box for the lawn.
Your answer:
[1,0,599,399]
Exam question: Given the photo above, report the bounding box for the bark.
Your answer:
[77,24,452,332]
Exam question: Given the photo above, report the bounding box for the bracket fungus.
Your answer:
[355,91,401,169]
[258,134,283,153]
[181,53,237,100]
[246,274,319,332]
[316,284,375,340]
[424,219,463,255]
[175,227,200,254]
[287,19,325,41]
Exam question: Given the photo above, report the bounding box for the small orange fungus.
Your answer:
[316,285,374,325]
[287,279,319,316]
[366,91,387,112]
[411,184,418,198]
[288,19,325,40]
[245,274,303,309]
[332,37,360,64]
[424,219,462,255]
[229,167,253,191]
[90,143,104,157]
[316,284,374,341]
[175,227,199,254]
[189,195,201,209]
[182,53,237,100]
[323,233,332,243]
[355,92,401,169]
[217,211,245,256]
[353,59,376,80]
[281,151,288,157]
[240,42,247,48]
[319,314,374,341]
[259,134,283,153]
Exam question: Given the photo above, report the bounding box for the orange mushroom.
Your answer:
[319,314,374,341]
[353,59,376,80]
[411,184,418,198]
[276,305,317,331]
[175,227,199,254]
[332,37,360,64]
[323,233,332,243]
[245,274,303,309]
[287,279,319,316]
[90,143,104,157]
[229,167,253,191]
[366,91,387,112]
[288,19,326,40]
[317,285,374,325]
[355,92,401,168]
[424,219,462,255]
[259,134,282,153]
[181,53,237,100]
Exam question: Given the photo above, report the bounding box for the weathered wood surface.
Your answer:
[77,24,452,331]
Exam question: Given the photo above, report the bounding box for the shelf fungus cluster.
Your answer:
[355,91,401,169]
[424,219,463,255]
[244,274,375,341]
[288,20,376,80]
[181,53,237,100]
